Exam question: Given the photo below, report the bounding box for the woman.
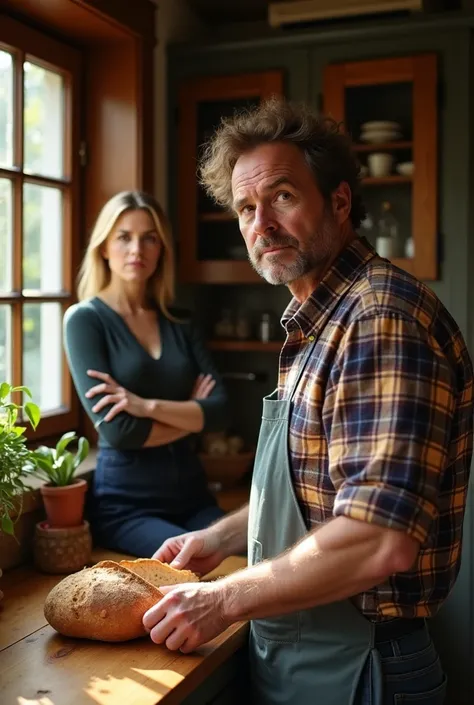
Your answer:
[64,190,228,557]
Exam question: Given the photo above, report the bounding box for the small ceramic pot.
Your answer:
[40,478,88,528]
[33,520,92,574]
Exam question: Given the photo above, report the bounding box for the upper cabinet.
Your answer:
[177,70,284,284]
[323,54,438,280]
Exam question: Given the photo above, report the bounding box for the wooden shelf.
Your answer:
[354,140,412,152]
[362,175,412,185]
[208,340,282,352]
[199,211,236,222]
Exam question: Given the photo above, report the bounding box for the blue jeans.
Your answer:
[91,502,225,557]
[356,622,447,704]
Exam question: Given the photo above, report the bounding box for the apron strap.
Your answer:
[287,337,318,401]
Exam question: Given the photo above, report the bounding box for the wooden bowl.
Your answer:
[199,451,254,487]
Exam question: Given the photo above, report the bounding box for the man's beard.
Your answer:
[248,216,336,286]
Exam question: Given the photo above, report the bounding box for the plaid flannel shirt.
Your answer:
[279,237,473,619]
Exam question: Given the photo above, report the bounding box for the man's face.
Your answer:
[231,142,350,287]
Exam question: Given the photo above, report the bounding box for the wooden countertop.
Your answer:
[0,550,248,705]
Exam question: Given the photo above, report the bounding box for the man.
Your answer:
[143,99,473,704]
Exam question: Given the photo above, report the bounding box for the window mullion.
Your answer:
[11,301,22,391]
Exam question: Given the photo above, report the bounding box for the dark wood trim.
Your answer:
[0,14,82,70]
[209,340,282,352]
[0,0,156,43]
[75,0,156,39]
[412,53,437,280]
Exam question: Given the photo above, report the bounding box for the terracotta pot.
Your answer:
[40,478,88,528]
[33,520,92,574]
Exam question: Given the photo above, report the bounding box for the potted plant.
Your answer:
[0,382,40,600]
[29,431,92,574]
[0,382,41,537]
[29,431,90,528]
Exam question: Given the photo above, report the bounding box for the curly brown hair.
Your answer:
[199,97,366,229]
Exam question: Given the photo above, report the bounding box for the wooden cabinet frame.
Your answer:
[177,70,284,284]
[323,54,438,280]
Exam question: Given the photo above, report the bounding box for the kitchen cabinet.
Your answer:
[323,54,438,280]
[177,70,284,284]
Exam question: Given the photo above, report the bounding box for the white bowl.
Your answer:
[361,121,401,131]
[396,162,414,176]
[360,130,402,144]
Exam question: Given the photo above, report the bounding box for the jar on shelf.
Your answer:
[376,201,401,259]
[214,309,234,339]
[235,310,251,340]
[258,312,273,343]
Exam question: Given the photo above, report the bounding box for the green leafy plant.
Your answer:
[0,383,41,536]
[30,431,90,487]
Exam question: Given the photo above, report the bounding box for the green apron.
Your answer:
[248,337,380,705]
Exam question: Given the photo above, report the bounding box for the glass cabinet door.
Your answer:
[323,55,438,280]
[177,71,284,283]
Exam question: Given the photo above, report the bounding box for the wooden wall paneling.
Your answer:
[84,42,139,233]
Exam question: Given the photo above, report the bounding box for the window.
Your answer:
[0,17,81,438]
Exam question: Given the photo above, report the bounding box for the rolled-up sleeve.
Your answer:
[186,318,230,432]
[323,315,456,545]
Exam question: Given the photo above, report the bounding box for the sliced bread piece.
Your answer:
[119,558,199,587]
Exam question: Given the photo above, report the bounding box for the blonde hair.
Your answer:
[77,191,176,317]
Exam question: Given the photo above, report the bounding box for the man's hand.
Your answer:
[143,581,230,653]
[86,370,149,422]
[153,528,225,575]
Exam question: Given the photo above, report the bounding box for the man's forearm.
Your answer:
[143,421,189,448]
[221,516,419,623]
[146,399,204,433]
[210,504,249,557]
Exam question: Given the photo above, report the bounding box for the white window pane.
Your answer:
[23,183,63,292]
[0,50,14,168]
[24,61,64,179]
[0,178,13,292]
[0,305,12,383]
[23,302,62,411]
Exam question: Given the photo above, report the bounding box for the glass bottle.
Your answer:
[376,201,400,259]
[259,312,272,343]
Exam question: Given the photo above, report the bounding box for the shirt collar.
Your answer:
[281,236,378,338]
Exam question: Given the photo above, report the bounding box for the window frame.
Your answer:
[0,16,82,440]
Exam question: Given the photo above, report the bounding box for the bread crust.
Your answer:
[119,558,199,586]
[44,561,163,642]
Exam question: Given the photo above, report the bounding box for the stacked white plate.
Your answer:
[360,121,402,144]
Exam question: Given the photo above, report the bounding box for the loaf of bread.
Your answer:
[44,558,198,642]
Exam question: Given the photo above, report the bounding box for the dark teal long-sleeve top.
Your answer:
[63,297,229,450]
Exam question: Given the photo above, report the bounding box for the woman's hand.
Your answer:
[191,374,216,400]
[85,370,149,422]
